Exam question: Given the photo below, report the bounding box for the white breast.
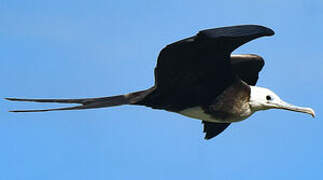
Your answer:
[178,106,253,123]
[179,107,223,123]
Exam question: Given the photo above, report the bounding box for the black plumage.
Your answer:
[140,25,272,111]
[6,25,275,140]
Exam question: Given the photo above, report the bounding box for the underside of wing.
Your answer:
[203,121,231,140]
[230,54,265,85]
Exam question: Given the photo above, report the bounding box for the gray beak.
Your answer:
[273,100,315,118]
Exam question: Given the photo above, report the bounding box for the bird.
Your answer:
[6,25,315,140]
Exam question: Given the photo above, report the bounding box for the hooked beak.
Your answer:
[272,100,315,118]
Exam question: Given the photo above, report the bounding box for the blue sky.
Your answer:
[1,0,323,179]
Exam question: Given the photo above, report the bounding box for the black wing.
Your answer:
[203,122,231,140]
[230,54,265,85]
[144,25,274,111]
[202,54,265,140]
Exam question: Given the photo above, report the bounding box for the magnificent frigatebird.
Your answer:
[6,25,315,140]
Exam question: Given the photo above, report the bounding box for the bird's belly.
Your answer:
[178,106,251,123]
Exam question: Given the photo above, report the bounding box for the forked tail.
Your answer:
[5,87,155,112]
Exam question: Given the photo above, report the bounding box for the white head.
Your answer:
[249,86,315,117]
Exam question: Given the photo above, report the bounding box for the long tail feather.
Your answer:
[9,105,97,112]
[5,95,129,112]
[5,87,155,113]
[5,96,128,105]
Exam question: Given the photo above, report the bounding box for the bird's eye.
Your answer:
[266,95,272,101]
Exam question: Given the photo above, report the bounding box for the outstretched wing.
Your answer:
[146,25,274,111]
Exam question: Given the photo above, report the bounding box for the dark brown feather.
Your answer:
[137,25,273,111]
[202,79,251,139]
[5,88,155,112]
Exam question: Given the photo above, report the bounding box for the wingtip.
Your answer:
[248,24,275,36]
[204,136,211,140]
[264,27,275,36]
[247,24,275,36]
